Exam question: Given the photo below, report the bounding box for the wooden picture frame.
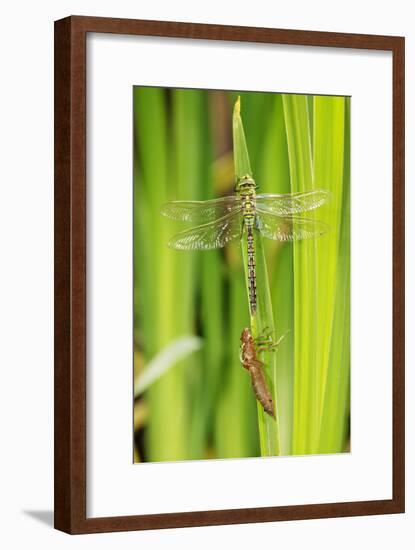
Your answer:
[54,15,405,534]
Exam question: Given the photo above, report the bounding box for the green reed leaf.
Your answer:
[282,94,318,455]
[135,336,203,396]
[233,97,252,180]
[233,97,281,456]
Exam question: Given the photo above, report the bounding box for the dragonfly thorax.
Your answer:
[241,193,256,220]
[242,199,256,220]
[238,177,257,219]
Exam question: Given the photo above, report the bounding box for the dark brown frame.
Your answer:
[54,15,405,534]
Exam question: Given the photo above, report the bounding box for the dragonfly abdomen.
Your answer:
[241,186,258,316]
[246,219,257,315]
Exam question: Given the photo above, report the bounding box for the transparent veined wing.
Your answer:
[256,189,330,215]
[167,211,242,250]
[161,196,241,222]
[256,210,329,242]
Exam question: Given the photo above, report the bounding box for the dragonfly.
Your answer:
[161,175,330,314]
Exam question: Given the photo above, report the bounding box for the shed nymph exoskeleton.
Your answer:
[240,327,286,419]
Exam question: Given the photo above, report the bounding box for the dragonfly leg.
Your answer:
[254,326,274,347]
[254,326,272,341]
[255,330,289,354]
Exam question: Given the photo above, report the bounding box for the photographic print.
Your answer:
[54,17,404,532]
[133,87,350,463]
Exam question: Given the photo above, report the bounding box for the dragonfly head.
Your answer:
[235,176,258,194]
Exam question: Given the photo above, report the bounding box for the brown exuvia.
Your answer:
[240,328,275,419]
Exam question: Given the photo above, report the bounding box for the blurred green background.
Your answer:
[133,87,350,462]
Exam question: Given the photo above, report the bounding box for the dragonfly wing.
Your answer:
[256,211,329,242]
[168,211,242,250]
[161,196,241,222]
[256,189,330,215]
